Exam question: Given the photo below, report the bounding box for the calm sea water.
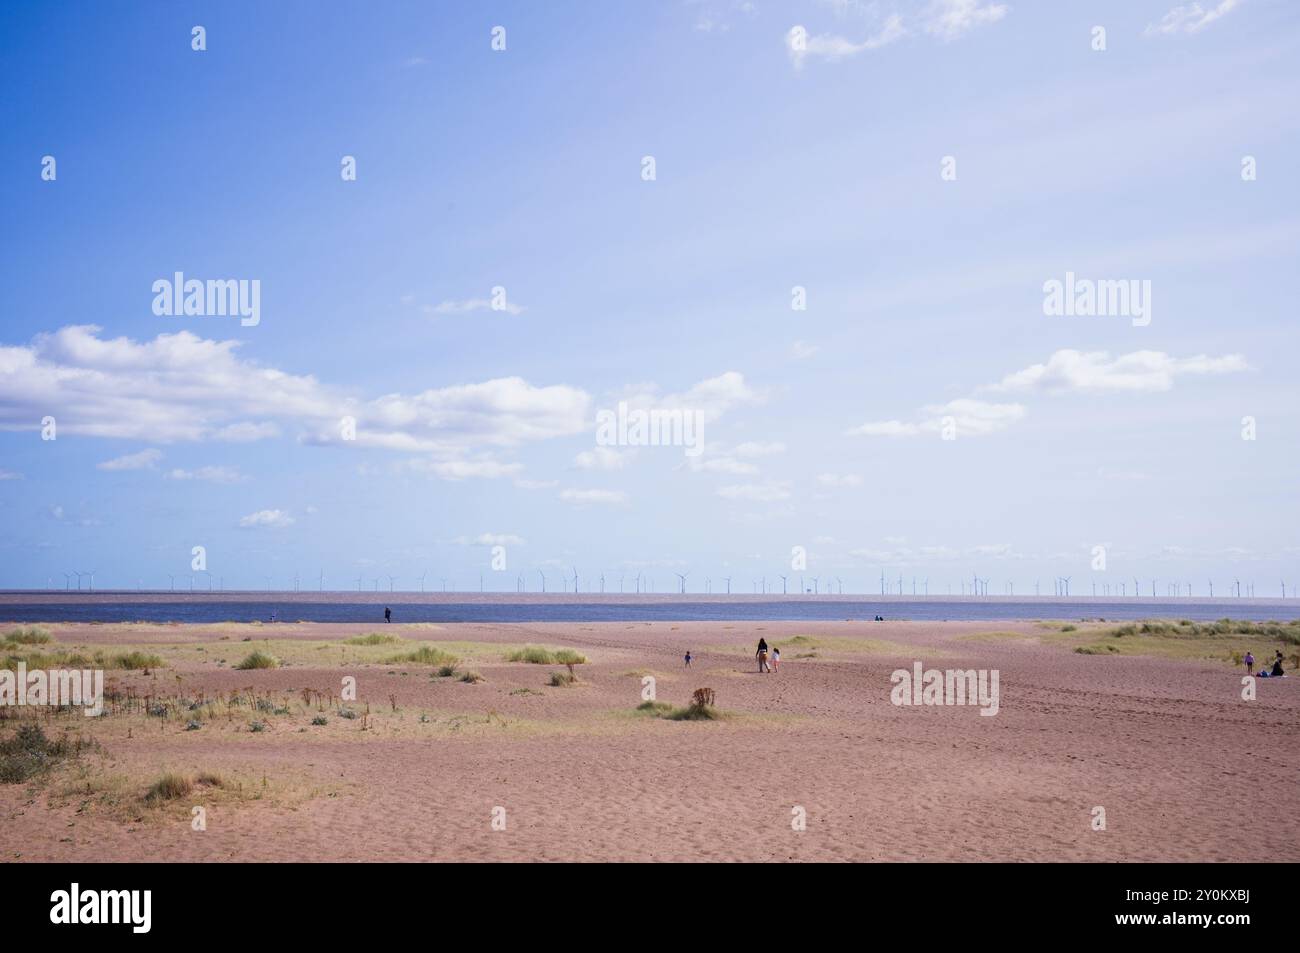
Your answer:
[3,597,1299,624]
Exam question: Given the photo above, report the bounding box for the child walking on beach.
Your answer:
[684,650,692,668]
[1244,651,1254,675]
[771,647,780,672]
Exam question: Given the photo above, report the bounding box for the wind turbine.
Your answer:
[705,577,711,593]
[836,577,844,594]
[779,574,787,594]
[572,566,579,594]
[1234,578,1241,597]
[812,576,820,595]
[319,569,325,591]
[1061,576,1070,597]
[387,574,397,592]
[293,572,300,592]
[675,572,688,594]
[600,573,606,593]
[167,573,176,591]
[372,578,380,592]
[724,576,731,595]
[537,569,546,593]
[1133,577,1139,598]
[82,570,96,591]
[61,571,72,590]
[418,571,427,593]
[619,574,625,593]
[924,578,929,596]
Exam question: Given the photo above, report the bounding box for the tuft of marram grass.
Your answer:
[459,670,484,684]
[4,626,52,645]
[344,632,403,646]
[144,772,193,803]
[635,700,724,721]
[547,671,577,687]
[505,646,587,665]
[384,645,458,667]
[435,663,458,677]
[234,650,280,670]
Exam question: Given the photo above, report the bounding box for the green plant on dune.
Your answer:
[384,645,458,667]
[234,650,280,670]
[344,632,403,646]
[3,626,52,645]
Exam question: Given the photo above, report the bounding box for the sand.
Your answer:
[1,619,1296,862]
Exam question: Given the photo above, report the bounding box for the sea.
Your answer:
[2,592,1299,625]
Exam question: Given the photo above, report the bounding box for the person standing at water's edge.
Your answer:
[384,606,391,623]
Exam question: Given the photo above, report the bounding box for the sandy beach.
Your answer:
[2,617,1296,862]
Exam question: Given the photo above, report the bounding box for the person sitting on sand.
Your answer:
[684,650,692,668]
[756,638,770,673]
[384,606,392,623]
[1271,651,1285,677]
[1244,651,1254,675]
[771,646,780,672]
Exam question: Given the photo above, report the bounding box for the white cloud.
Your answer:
[427,297,524,316]
[560,488,628,505]
[0,326,590,458]
[787,14,906,67]
[166,465,246,484]
[455,533,526,546]
[850,349,1245,438]
[988,350,1249,394]
[845,419,920,437]
[734,441,786,457]
[416,459,524,481]
[1145,0,1244,36]
[515,478,558,490]
[790,340,820,360]
[690,456,759,475]
[0,469,21,480]
[239,509,293,528]
[97,448,162,471]
[574,446,634,471]
[848,399,1026,438]
[717,481,792,502]
[818,472,862,487]
[923,0,1009,41]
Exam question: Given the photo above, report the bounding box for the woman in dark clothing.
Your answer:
[756,638,770,673]
[1271,651,1285,677]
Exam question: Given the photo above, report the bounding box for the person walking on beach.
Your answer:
[1244,651,1255,675]
[684,650,692,668]
[756,637,770,674]
[771,646,780,672]
[384,606,391,623]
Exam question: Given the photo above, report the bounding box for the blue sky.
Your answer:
[1,0,1297,595]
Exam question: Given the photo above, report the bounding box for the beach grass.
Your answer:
[234,650,280,670]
